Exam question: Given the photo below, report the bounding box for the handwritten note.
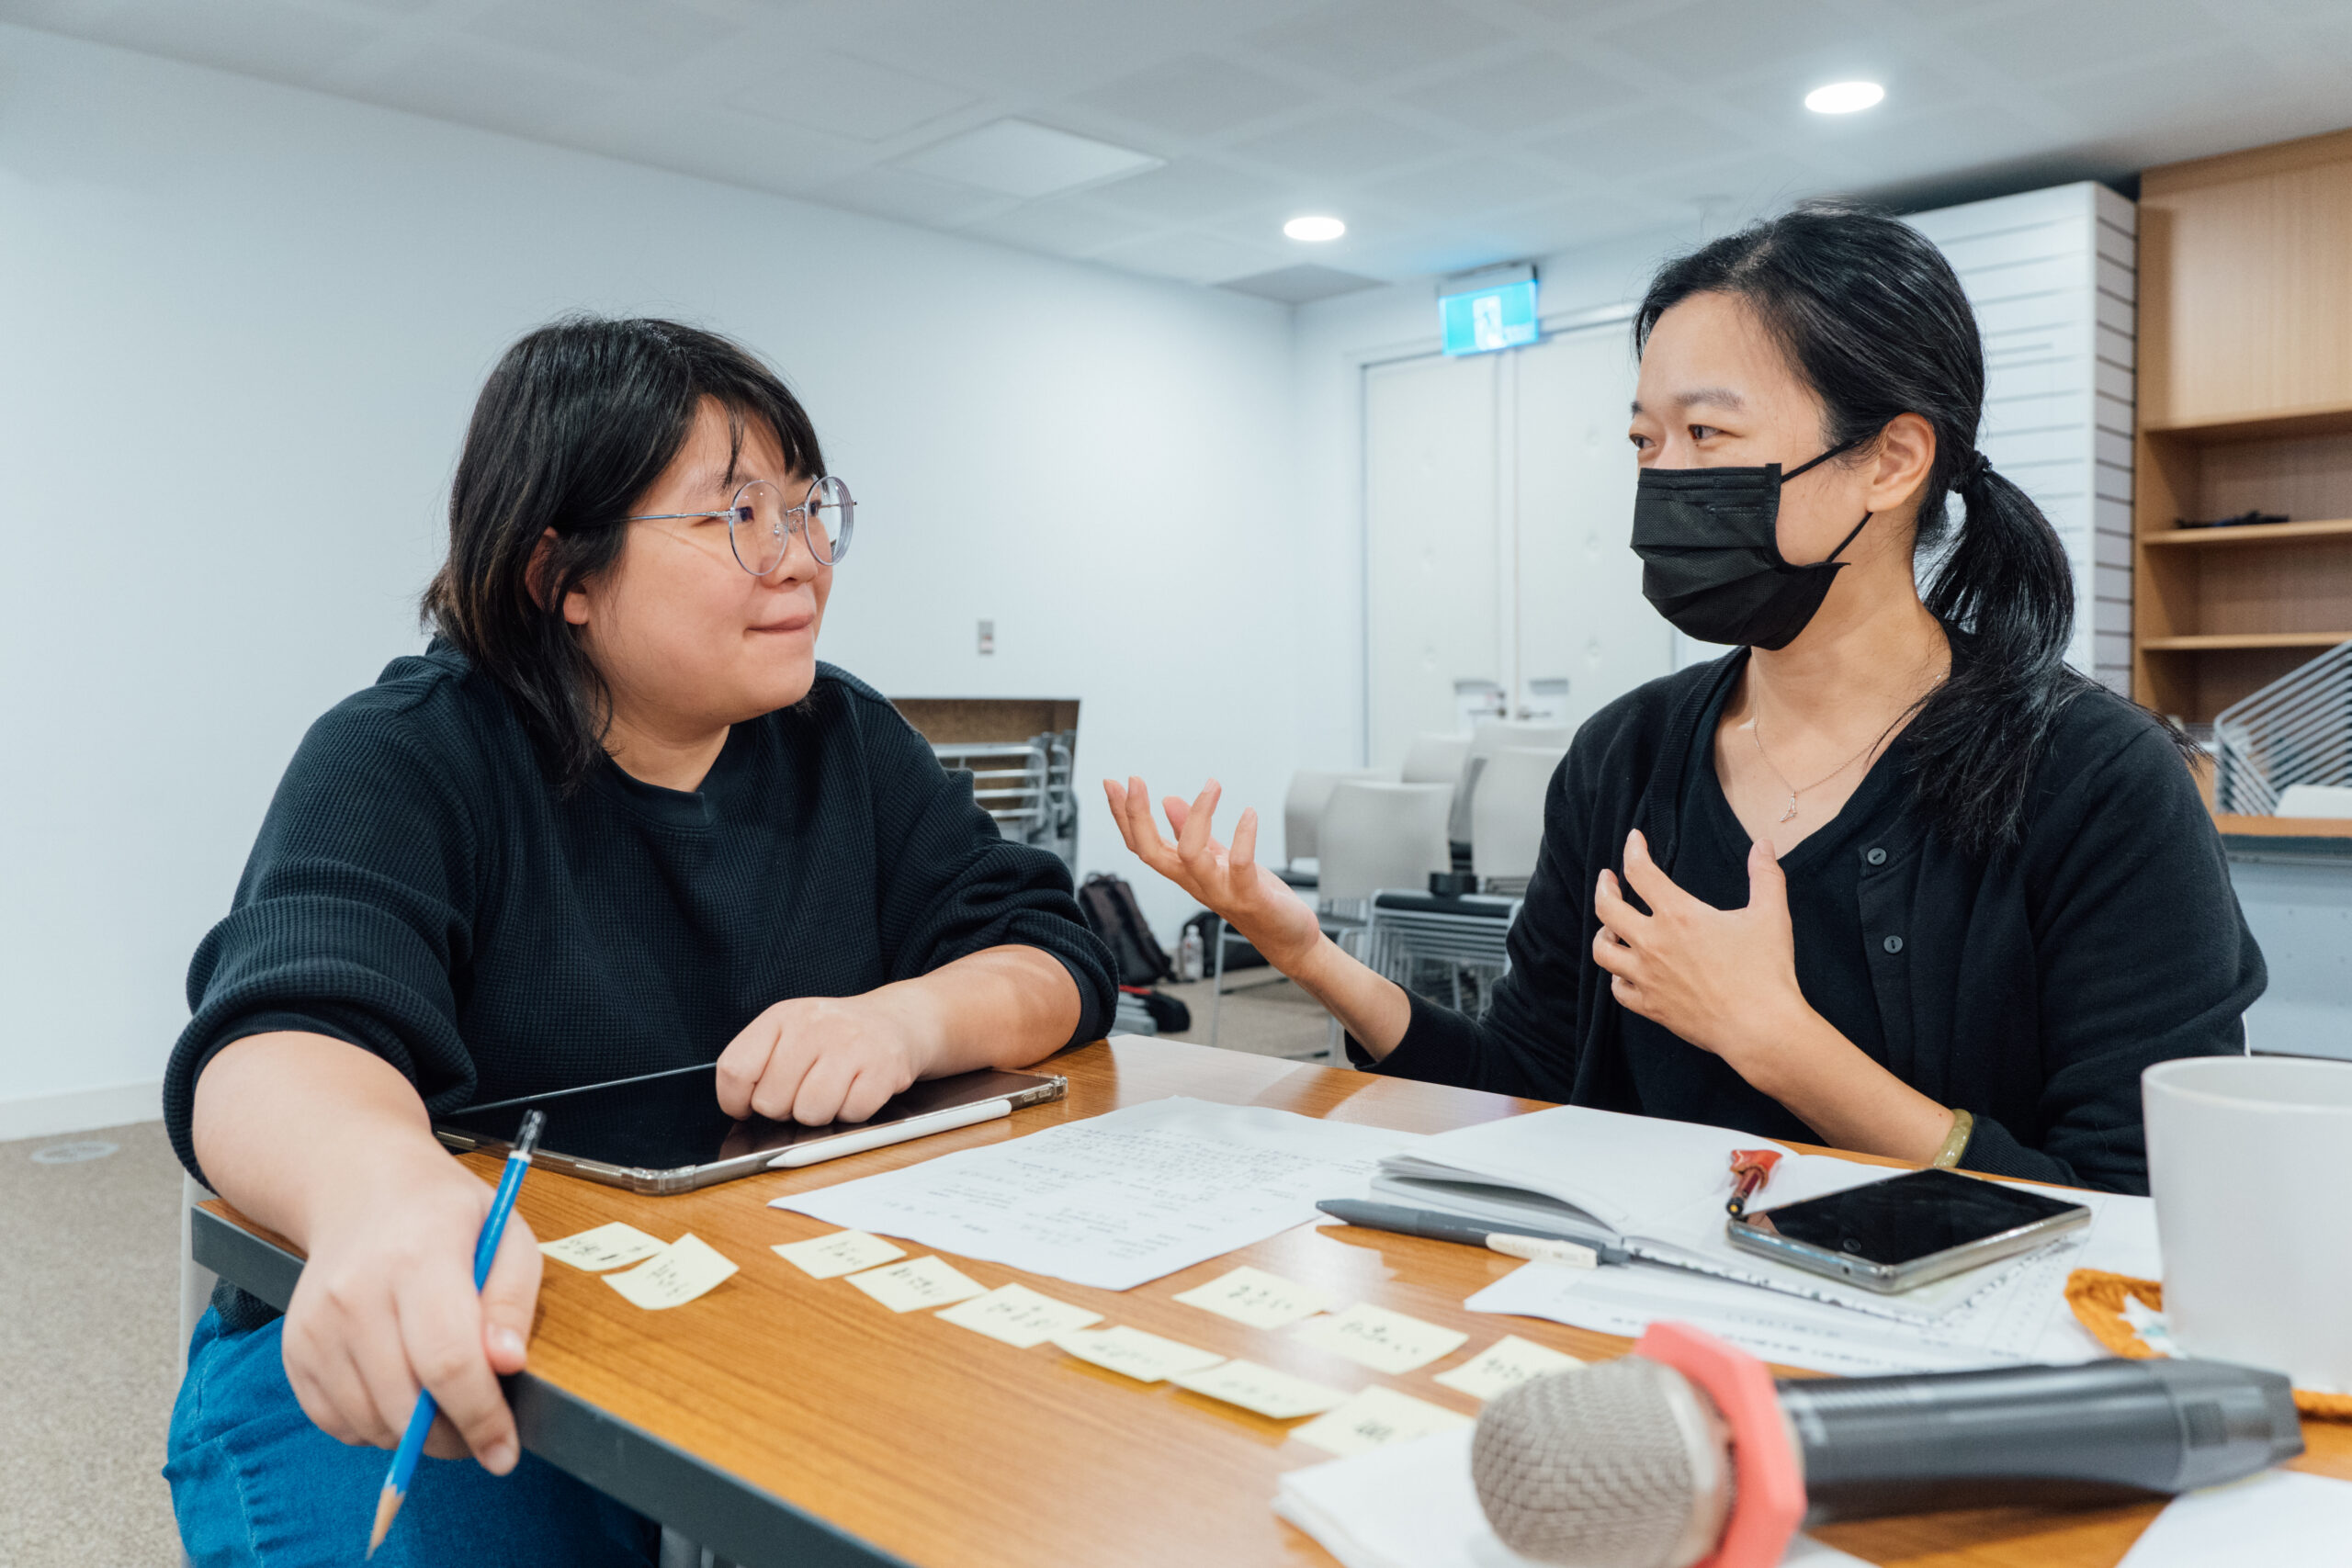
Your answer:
[603,1234,739,1310]
[1052,1325,1226,1383]
[845,1255,988,1313]
[540,1222,665,1272]
[775,1097,1423,1291]
[1431,1335,1584,1401]
[1291,1303,1468,1374]
[1170,1359,1349,1419]
[1293,1385,1473,1458]
[1172,1265,1330,1329]
[935,1283,1103,1348]
[772,1230,906,1280]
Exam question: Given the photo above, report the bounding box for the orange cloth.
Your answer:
[2064,1269,2352,1419]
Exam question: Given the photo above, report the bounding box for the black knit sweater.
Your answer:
[164,640,1115,1193]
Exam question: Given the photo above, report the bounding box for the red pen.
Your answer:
[1726,1147,1783,1218]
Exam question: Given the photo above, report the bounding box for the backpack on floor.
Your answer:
[1126,986,1193,1034]
[1080,874,1175,987]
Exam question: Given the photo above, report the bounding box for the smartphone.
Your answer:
[1724,1167,2092,1293]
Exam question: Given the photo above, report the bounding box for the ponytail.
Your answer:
[1634,201,2189,858]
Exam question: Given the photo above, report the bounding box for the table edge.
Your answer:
[189,1205,912,1568]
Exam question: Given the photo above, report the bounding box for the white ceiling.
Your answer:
[6,0,2349,294]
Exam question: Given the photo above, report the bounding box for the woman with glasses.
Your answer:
[162,317,1115,1566]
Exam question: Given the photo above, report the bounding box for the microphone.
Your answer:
[1469,1322,2301,1568]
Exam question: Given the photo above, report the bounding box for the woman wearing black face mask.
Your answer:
[1108,201,2262,1195]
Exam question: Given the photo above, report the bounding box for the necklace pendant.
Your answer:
[1779,794,1799,823]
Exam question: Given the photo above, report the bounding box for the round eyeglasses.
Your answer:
[624,475,854,575]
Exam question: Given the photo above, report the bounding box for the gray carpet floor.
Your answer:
[0,1118,185,1567]
[1152,972,1340,1062]
[0,988,1342,1567]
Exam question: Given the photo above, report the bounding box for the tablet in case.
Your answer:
[432,1062,1067,1194]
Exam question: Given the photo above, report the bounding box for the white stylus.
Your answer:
[766,1096,1013,1169]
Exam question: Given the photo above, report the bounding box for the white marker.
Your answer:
[767,1096,1012,1169]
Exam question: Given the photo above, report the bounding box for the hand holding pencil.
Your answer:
[368,1109,548,1557]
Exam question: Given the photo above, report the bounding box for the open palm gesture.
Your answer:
[1102,777,1323,971]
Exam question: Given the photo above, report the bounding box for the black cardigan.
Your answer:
[1372,652,2264,1194]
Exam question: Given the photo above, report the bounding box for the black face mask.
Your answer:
[1631,443,1871,651]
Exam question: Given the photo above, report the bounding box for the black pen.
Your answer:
[1316,1199,1632,1267]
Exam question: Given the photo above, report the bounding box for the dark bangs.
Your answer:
[422,316,825,792]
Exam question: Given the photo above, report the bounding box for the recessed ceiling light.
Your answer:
[1283,215,1346,243]
[1804,81,1884,114]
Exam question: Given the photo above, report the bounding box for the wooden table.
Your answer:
[193,1039,2351,1568]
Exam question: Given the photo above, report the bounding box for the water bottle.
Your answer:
[1177,927,1204,984]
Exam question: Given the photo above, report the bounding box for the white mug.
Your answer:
[2143,1055,2352,1393]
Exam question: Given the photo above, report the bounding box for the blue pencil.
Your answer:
[368,1108,547,1559]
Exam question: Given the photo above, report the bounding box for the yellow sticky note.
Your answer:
[845,1255,987,1313]
[935,1283,1103,1348]
[772,1230,906,1280]
[603,1234,739,1310]
[540,1222,665,1272]
[1171,1265,1330,1329]
[1052,1325,1225,1383]
[1290,1303,1468,1374]
[1169,1359,1349,1419]
[1432,1335,1585,1401]
[1293,1385,1473,1457]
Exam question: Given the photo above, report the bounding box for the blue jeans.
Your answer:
[167,1306,662,1568]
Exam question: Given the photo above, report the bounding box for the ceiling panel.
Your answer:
[1414,52,1645,137]
[1938,0,2236,83]
[1228,109,1457,183]
[1244,0,1513,85]
[1068,54,1306,139]
[1082,160,1290,223]
[2,0,2346,299]
[461,0,741,80]
[53,0,380,80]
[704,48,979,145]
[1363,153,1583,217]
[1526,106,1754,175]
[1589,0,1876,82]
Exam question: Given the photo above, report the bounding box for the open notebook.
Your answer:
[1373,1103,2046,1322]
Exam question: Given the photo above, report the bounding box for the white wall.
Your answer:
[0,26,1302,1135]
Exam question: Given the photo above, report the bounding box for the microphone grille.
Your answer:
[1470,1358,1719,1568]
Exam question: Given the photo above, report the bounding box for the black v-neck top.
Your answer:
[1366,649,2266,1194]
[1614,674,1902,1143]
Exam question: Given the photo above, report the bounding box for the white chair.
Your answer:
[1312,780,1454,1064]
[1399,734,1471,789]
[1449,722,1575,847]
[1471,747,1559,893]
[1283,768,1385,869]
[1318,782,1455,905]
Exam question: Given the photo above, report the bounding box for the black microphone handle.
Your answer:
[1776,1359,2302,1522]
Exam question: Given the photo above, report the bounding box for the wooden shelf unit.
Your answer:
[2133,129,2352,724]
[2141,517,2352,549]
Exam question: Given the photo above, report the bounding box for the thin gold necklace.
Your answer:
[1748,713,1887,824]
